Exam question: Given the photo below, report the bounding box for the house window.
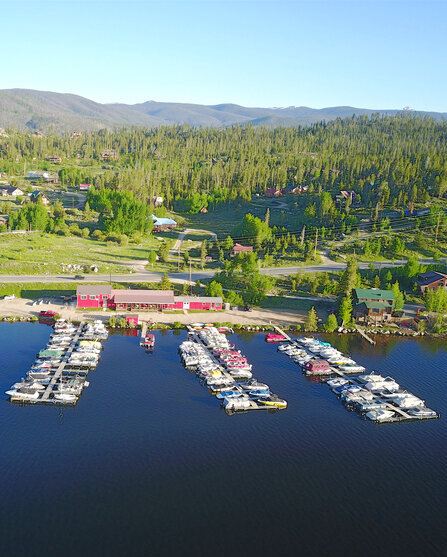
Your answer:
[80,295,87,300]
[102,295,108,300]
[89,295,97,300]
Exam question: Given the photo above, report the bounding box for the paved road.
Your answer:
[0,257,438,284]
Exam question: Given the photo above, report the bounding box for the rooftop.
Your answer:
[77,285,112,296]
[354,288,395,301]
[113,289,175,304]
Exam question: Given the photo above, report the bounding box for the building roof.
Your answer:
[113,289,175,304]
[233,243,253,252]
[362,301,392,310]
[151,214,177,226]
[417,271,447,286]
[354,288,395,301]
[176,296,223,303]
[77,285,112,296]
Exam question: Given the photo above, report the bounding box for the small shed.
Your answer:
[125,314,139,326]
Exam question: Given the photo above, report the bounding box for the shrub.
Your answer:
[173,321,183,329]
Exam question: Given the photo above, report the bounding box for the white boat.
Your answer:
[53,392,78,402]
[6,388,40,400]
[338,363,366,373]
[366,409,395,422]
[407,407,437,418]
[326,378,349,389]
[223,396,252,411]
[391,394,425,409]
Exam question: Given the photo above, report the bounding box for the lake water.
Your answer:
[0,323,446,557]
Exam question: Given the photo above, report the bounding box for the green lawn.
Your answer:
[0,232,163,275]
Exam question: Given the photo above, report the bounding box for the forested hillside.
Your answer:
[1,115,447,215]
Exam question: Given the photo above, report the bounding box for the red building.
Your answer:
[173,296,222,311]
[231,243,253,257]
[264,188,283,198]
[76,285,222,311]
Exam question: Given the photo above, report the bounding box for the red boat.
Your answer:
[265,333,287,343]
[144,334,155,350]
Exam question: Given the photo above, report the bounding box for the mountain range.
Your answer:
[1,88,446,132]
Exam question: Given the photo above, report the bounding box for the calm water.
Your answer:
[0,323,446,557]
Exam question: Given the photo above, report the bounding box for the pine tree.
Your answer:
[304,306,318,332]
[325,313,338,332]
[339,295,353,326]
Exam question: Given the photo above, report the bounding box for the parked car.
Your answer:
[243,304,253,312]
[74,275,85,280]
[3,294,15,300]
[39,310,57,319]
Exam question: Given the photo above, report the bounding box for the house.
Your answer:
[44,176,59,184]
[30,190,51,206]
[353,288,395,324]
[79,183,91,192]
[77,285,113,309]
[336,190,358,204]
[200,207,208,214]
[26,171,49,180]
[282,185,300,195]
[264,188,283,198]
[1,185,24,197]
[151,196,163,207]
[303,360,331,375]
[417,271,447,294]
[46,156,62,163]
[71,131,81,138]
[151,215,177,233]
[231,243,253,257]
[100,150,117,160]
[0,214,9,227]
[33,131,44,137]
[76,286,223,312]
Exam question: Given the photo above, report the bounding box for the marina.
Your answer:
[0,325,446,557]
[179,325,287,413]
[273,334,440,423]
[6,319,108,406]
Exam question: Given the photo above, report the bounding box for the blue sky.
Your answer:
[1,0,446,111]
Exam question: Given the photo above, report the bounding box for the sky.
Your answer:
[1,0,446,111]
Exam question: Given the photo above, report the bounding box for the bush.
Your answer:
[69,223,82,236]
[81,227,90,238]
[173,321,183,329]
[119,234,128,246]
[92,229,104,241]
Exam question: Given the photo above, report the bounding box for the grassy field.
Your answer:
[0,232,162,275]
[259,295,334,313]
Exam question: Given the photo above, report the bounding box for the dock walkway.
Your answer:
[40,325,83,401]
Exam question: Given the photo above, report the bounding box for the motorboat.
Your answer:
[407,407,437,418]
[358,401,388,412]
[5,388,40,400]
[215,390,242,400]
[223,396,252,411]
[53,392,77,403]
[239,380,269,391]
[366,409,395,422]
[257,396,287,409]
[391,394,425,409]
[338,363,366,373]
[13,380,45,391]
[248,389,271,398]
[326,378,349,389]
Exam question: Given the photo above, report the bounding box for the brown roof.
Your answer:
[113,289,175,304]
[77,285,112,296]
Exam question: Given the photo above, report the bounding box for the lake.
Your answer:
[0,323,446,557]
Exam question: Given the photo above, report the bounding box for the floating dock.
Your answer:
[275,336,439,424]
[182,325,287,414]
[8,320,108,406]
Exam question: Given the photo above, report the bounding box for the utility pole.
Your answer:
[314,228,318,259]
[178,247,180,271]
[189,259,192,293]
[435,212,441,243]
